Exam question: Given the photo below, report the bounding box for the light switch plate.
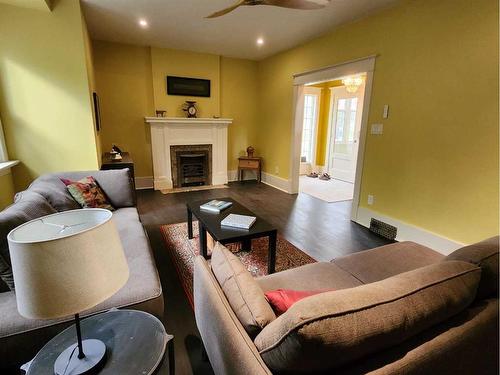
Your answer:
[371,123,383,135]
[383,105,389,119]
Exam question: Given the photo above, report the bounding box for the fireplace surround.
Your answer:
[145,117,232,190]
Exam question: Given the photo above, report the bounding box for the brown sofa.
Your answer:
[194,238,499,374]
[0,170,163,370]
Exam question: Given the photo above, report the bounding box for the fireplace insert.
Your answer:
[170,145,212,188]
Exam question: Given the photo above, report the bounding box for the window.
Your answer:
[334,97,357,145]
[301,93,319,163]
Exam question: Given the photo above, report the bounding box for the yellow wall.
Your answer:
[256,0,499,243]
[220,57,259,170]
[151,48,221,118]
[0,0,99,190]
[93,42,258,176]
[93,41,155,177]
[0,172,15,210]
[81,6,102,165]
[311,80,343,166]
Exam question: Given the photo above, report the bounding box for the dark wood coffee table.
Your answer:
[187,198,277,274]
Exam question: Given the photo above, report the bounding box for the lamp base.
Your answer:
[54,339,106,375]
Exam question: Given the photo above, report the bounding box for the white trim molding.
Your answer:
[261,172,291,193]
[144,117,233,125]
[228,170,292,193]
[0,160,19,177]
[145,117,232,190]
[355,207,465,255]
[134,176,154,190]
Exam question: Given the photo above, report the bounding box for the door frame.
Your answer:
[302,86,322,168]
[289,55,376,221]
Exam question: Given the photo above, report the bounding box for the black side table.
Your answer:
[23,309,174,375]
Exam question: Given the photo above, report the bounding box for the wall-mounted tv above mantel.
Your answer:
[166,76,211,97]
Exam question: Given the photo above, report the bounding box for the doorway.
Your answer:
[290,56,376,220]
[326,82,365,183]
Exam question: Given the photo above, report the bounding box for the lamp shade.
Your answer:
[7,208,129,320]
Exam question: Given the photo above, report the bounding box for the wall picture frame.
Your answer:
[166,76,211,97]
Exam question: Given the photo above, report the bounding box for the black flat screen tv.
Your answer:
[166,76,211,97]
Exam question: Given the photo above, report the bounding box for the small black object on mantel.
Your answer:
[182,101,198,118]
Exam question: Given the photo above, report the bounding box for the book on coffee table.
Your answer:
[221,214,256,230]
[200,200,233,213]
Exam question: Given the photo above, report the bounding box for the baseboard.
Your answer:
[355,207,465,255]
[135,176,154,190]
[228,170,292,193]
[228,169,258,182]
[261,172,292,193]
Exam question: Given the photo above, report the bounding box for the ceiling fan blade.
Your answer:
[206,0,248,18]
[262,0,330,10]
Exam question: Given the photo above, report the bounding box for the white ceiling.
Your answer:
[82,0,398,61]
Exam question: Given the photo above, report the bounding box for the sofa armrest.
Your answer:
[193,256,271,375]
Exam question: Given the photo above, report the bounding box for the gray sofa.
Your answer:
[194,238,499,374]
[0,169,163,370]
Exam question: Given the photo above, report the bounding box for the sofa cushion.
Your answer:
[445,236,499,299]
[256,262,363,293]
[332,241,444,283]
[29,170,134,211]
[0,207,162,340]
[254,261,480,373]
[0,191,56,290]
[211,243,276,338]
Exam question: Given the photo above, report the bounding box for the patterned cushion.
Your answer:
[61,177,114,211]
[0,191,57,290]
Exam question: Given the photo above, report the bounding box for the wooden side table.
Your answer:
[238,157,262,182]
[101,152,135,191]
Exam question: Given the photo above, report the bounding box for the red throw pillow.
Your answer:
[265,289,334,315]
[61,176,114,211]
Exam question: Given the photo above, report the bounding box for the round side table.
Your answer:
[25,309,174,375]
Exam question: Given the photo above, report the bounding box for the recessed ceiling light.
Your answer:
[139,19,148,28]
[256,38,264,46]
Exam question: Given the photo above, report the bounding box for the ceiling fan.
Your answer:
[206,0,331,18]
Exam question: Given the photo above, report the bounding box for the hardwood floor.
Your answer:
[137,181,391,375]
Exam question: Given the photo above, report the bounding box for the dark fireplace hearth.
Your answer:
[170,145,212,188]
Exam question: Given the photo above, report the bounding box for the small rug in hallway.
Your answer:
[299,175,354,203]
[160,221,316,307]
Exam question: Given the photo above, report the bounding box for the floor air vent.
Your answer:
[369,218,397,240]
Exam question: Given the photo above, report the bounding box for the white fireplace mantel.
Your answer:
[145,117,233,190]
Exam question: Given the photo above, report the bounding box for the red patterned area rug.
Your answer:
[160,221,316,307]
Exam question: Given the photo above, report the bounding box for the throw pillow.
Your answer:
[265,289,334,315]
[61,177,114,211]
[211,243,276,337]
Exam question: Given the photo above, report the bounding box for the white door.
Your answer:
[327,84,365,183]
